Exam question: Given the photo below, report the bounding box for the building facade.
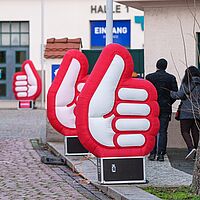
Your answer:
[118,0,200,86]
[0,0,144,102]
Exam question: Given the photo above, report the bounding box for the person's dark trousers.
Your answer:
[180,119,200,150]
[150,113,171,155]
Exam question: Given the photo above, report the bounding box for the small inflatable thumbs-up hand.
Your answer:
[13,60,41,101]
[76,44,160,158]
[47,50,89,136]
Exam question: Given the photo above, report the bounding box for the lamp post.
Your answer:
[106,0,113,45]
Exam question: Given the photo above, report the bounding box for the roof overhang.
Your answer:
[116,0,200,11]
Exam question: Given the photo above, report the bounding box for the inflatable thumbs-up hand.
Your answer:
[76,44,160,158]
[47,50,89,136]
[13,60,42,100]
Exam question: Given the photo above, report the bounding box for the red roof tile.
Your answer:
[44,37,82,59]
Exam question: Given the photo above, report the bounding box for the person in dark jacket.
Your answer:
[171,66,200,159]
[146,58,178,161]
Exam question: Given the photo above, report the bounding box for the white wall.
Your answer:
[43,0,144,49]
[0,0,144,71]
[0,0,42,70]
[42,0,144,101]
[144,6,200,85]
[0,0,144,104]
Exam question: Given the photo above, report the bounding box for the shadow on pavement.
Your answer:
[167,148,195,175]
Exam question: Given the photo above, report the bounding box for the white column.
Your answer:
[106,0,113,45]
[40,0,46,144]
[41,0,45,109]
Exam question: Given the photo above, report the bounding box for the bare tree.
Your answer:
[177,0,200,194]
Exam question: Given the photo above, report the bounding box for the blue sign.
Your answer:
[90,20,130,47]
[52,64,60,81]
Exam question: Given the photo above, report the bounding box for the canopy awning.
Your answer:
[116,0,199,11]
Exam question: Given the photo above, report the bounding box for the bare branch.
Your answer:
[177,17,188,68]
[170,52,182,81]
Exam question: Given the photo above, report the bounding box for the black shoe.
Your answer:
[193,152,197,161]
[148,154,156,161]
[157,154,164,162]
[185,148,196,160]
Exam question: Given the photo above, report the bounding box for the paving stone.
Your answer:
[0,110,88,199]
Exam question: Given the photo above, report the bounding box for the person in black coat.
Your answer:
[146,58,178,161]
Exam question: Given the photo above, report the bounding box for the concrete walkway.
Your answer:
[0,109,46,141]
[47,141,193,200]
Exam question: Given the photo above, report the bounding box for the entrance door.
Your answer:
[0,21,29,100]
[0,47,28,99]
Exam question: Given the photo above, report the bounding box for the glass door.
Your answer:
[0,47,28,99]
[0,50,7,98]
[0,21,29,100]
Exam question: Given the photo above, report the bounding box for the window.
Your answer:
[0,51,6,63]
[16,51,26,64]
[0,22,29,46]
[0,84,6,96]
[0,67,6,80]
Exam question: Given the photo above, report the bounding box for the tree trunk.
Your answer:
[192,147,200,194]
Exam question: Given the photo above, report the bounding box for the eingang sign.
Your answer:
[90,20,130,48]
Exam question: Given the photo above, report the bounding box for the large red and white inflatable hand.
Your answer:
[47,50,89,136]
[76,44,160,158]
[13,60,41,101]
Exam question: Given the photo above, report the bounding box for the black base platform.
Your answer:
[64,136,89,156]
[18,100,33,109]
[97,157,146,184]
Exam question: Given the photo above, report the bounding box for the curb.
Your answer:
[46,142,161,200]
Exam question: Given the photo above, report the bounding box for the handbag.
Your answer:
[175,102,182,121]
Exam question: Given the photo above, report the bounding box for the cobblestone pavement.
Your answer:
[0,139,89,199]
[0,110,111,200]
